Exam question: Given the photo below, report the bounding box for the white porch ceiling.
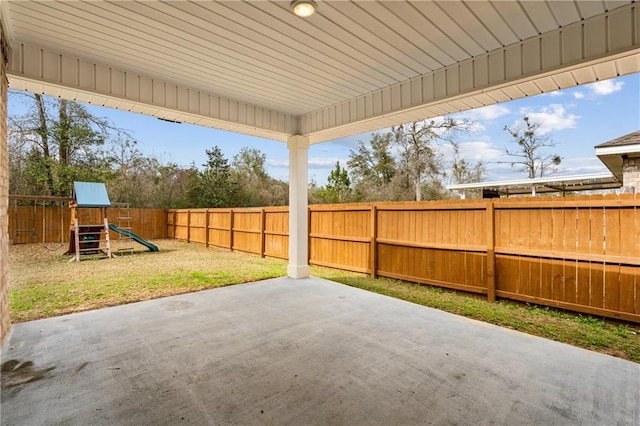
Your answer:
[1,0,639,143]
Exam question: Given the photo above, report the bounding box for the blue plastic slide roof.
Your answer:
[73,182,111,207]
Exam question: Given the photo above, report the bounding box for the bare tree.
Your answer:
[393,119,466,201]
[503,116,562,179]
[449,140,486,199]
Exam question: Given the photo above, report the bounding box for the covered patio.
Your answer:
[3,277,639,424]
[1,1,640,422]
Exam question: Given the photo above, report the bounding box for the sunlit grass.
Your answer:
[9,241,286,322]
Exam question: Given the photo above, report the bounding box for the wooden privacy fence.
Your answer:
[168,194,640,323]
[167,207,289,259]
[9,198,167,244]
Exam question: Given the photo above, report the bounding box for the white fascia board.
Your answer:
[595,144,640,156]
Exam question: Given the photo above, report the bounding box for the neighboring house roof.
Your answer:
[73,182,111,208]
[595,130,640,181]
[595,130,640,148]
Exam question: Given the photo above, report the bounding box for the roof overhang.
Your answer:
[1,1,639,143]
[596,144,640,181]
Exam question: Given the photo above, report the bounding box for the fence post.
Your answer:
[170,211,175,239]
[229,209,234,252]
[187,210,191,243]
[486,200,496,302]
[370,205,378,278]
[205,209,210,248]
[307,206,312,264]
[260,208,266,258]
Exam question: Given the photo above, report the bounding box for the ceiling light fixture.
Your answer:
[291,0,317,18]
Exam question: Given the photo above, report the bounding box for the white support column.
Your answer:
[287,135,310,279]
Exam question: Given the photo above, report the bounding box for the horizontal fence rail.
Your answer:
[168,194,640,323]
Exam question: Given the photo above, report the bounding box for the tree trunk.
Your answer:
[59,99,70,166]
[415,173,422,201]
[35,94,55,195]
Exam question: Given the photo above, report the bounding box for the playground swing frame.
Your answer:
[10,195,72,248]
[12,198,37,242]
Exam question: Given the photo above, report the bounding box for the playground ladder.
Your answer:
[113,202,134,255]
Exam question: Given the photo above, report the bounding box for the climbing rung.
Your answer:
[117,217,132,220]
[117,247,135,251]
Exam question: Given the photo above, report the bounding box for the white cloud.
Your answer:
[573,92,585,99]
[438,140,506,163]
[517,104,579,135]
[558,156,609,175]
[459,141,506,162]
[547,90,564,97]
[460,104,510,122]
[266,158,288,168]
[308,157,348,170]
[586,79,625,96]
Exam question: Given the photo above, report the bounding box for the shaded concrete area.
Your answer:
[1,277,639,425]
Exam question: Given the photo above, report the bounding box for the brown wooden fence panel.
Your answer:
[187,210,208,245]
[172,211,189,241]
[264,208,288,259]
[376,203,487,294]
[208,210,231,249]
[309,206,371,273]
[232,210,262,255]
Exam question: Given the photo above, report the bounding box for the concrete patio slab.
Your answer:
[1,277,639,425]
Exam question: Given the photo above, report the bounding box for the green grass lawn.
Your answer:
[8,241,640,363]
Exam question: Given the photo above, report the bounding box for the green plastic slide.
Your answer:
[108,223,159,252]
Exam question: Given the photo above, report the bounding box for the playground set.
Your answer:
[11,181,158,261]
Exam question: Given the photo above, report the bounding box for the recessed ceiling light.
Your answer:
[291,0,317,18]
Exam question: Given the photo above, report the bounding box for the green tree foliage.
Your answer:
[346,119,472,202]
[106,138,199,208]
[503,116,562,179]
[310,162,354,204]
[8,91,292,208]
[189,146,239,208]
[9,93,117,196]
[231,147,288,207]
[348,132,396,187]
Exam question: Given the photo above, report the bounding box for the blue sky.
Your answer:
[9,73,639,185]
